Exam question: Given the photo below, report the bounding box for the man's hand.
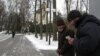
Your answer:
[56,49,62,55]
[66,36,74,45]
[56,49,60,53]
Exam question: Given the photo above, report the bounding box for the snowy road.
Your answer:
[0,34,57,56]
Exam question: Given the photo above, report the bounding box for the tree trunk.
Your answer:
[48,0,52,45]
[80,0,82,12]
[46,0,49,41]
[76,0,79,10]
[82,0,88,12]
[53,0,57,41]
[86,0,89,12]
[34,0,38,38]
[40,0,43,40]
[65,0,69,14]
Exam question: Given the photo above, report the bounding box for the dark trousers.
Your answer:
[12,32,15,38]
[62,48,75,56]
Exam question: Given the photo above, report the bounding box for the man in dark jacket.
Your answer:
[56,16,74,56]
[67,10,100,56]
[12,30,15,38]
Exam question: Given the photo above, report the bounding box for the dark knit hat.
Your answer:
[67,10,82,21]
[56,13,65,26]
[56,19,65,26]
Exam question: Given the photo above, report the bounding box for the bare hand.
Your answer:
[66,36,74,45]
[68,38,74,45]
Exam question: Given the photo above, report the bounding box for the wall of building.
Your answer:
[89,0,100,19]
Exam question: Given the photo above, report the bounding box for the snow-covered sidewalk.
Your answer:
[25,34,58,50]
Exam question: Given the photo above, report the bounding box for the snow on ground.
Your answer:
[0,31,6,34]
[0,31,12,42]
[25,34,58,50]
[16,33,23,35]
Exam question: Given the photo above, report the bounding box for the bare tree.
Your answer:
[19,0,30,33]
[0,0,5,31]
[81,0,89,12]
[7,0,14,33]
[39,0,43,40]
[65,0,70,14]
[52,0,57,41]
[46,0,49,41]
[48,0,52,45]
[76,0,79,10]
[14,0,21,13]
[80,0,82,12]
[34,0,38,38]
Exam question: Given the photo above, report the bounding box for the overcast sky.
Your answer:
[57,0,66,15]
[3,0,66,14]
[3,0,87,16]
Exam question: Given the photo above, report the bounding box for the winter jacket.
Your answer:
[75,14,100,56]
[58,28,74,56]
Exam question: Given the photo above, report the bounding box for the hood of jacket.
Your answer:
[76,13,100,28]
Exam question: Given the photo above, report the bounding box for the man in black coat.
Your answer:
[67,10,100,56]
[12,30,15,38]
[56,16,74,56]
